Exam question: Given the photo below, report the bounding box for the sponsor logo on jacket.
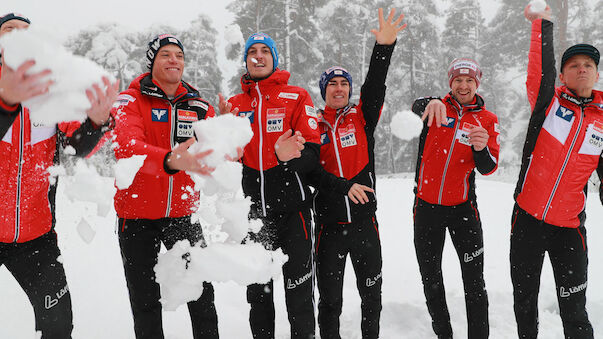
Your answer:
[442,116,456,128]
[151,108,168,122]
[555,105,574,122]
[238,110,254,123]
[266,107,286,132]
[177,109,198,122]
[320,132,330,145]
[338,124,357,148]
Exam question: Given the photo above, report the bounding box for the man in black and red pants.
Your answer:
[511,5,602,338]
[310,8,406,339]
[411,56,500,339]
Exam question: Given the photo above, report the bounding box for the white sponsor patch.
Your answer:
[460,69,470,74]
[278,92,299,100]
[305,105,317,118]
[578,121,603,155]
[188,100,209,110]
[31,125,57,145]
[176,121,194,138]
[542,98,573,145]
[338,124,357,148]
[266,108,285,133]
[308,117,317,130]
[456,122,477,147]
[494,123,500,133]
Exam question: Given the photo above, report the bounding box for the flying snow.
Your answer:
[390,110,424,141]
[0,26,114,125]
[529,0,547,12]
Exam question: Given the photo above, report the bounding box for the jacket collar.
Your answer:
[558,86,595,107]
[240,68,291,95]
[130,72,200,103]
[445,92,485,115]
[319,103,356,127]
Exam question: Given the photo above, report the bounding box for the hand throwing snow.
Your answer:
[0,57,52,106]
[85,76,120,126]
[218,92,239,115]
[422,99,447,127]
[371,8,407,45]
[166,138,215,175]
[275,129,305,162]
[524,3,551,22]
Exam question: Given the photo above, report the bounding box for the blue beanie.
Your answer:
[244,33,279,72]
[0,13,31,28]
[319,66,353,101]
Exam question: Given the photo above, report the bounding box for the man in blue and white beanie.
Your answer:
[318,66,353,103]
[243,32,279,77]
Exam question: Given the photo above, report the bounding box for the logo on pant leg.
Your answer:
[559,282,587,298]
[44,284,69,309]
[286,271,312,290]
[463,247,484,263]
[365,271,382,287]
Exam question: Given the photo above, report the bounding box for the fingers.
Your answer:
[276,129,293,143]
[394,13,405,27]
[386,8,395,24]
[348,184,374,204]
[173,138,196,151]
[427,111,434,127]
[378,8,385,28]
[193,149,213,160]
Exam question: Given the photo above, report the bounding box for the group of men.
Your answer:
[0,3,601,339]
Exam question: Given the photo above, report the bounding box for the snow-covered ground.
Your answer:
[1,176,602,338]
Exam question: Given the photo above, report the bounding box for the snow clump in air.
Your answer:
[529,0,547,12]
[390,110,423,141]
[0,26,115,125]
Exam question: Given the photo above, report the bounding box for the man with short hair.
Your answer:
[0,12,118,338]
[221,32,319,339]
[112,34,219,339]
[411,56,500,339]
[511,5,602,338]
[310,8,405,339]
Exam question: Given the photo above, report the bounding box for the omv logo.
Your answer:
[555,106,574,122]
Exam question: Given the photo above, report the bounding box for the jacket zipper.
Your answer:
[542,106,584,220]
[255,84,267,217]
[438,108,463,204]
[165,102,176,218]
[331,112,351,222]
[13,109,24,242]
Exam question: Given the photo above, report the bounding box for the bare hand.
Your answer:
[469,126,489,151]
[370,8,407,45]
[166,138,215,175]
[85,76,120,126]
[218,93,239,115]
[275,129,305,162]
[421,99,447,127]
[524,4,551,22]
[0,57,53,106]
[348,183,374,204]
[225,146,244,161]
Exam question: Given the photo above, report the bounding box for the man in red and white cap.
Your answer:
[411,57,500,339]
[0,12,118,338]
[510,4,602,338]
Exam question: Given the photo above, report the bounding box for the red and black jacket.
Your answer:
[228,69,321,219]
[412,93,500,206]
[310,42,395,224]
[112,73,214,220]
[514,19,603,228]
[0,66,110,243]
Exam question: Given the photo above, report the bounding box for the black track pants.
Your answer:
[246,209,315,339]
[413,197,489,339]
[315,215,382,339]
[0,231,73,339]
[510,205,593,339]
[118,216,218,339]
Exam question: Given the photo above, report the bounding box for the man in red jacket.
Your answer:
[310,8,405,339]
[0,13,118,338]
[221,32,319,339]
[112,34,218,339]
[511,5,601,338]
[411,57,500,339]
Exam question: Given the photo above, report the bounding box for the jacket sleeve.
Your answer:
[598,156,603,205]
[411,97,440,117]
[280,89,321,174]
[526,19,556,115]
[306,164,353,195]
[113,94,173,176]
[57,117,113,158]
[360,42,396,134]
[0,99,20,139]
[472,114,500,175]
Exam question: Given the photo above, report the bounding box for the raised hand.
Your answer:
[275,129,305,162]
[86,76,120,126]
[166,138,215,175]
[468,126,489,151]
[0,57,52,106]
[370,8,407,45]
[218,93,239,115]
[348,183,375,205]
[524,4,552,22]
[421,99,447,128]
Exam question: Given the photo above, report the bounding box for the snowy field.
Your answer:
[1,176,602,339]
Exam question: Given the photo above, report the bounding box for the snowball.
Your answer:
[76,217,96,244]
[224,24,244,47]
[155,240,288,311]
[63,145,76,155]
[390,110,423,141]
[62,160,116,217]
[0,26,114,125]
[113,155,147,189]
[529,0,547,12]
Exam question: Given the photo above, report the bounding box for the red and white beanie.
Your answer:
[447,58,482,88]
